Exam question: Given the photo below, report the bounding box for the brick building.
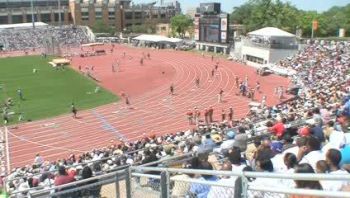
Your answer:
[0,0,180,32]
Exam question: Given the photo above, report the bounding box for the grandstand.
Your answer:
[0,24,92,53]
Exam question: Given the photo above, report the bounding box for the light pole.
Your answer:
[58,0,62,26]
[30,0,35,28]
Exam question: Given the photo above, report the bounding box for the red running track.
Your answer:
[7,44,292,168]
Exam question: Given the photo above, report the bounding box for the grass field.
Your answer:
[0,56,118,124]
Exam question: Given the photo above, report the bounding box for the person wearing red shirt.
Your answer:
[186,110,193,125]
[54,166,75,187]
[269,118,286,139]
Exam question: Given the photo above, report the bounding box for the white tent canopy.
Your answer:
[0,22,48,30]
[133,34,183,43]
[248,27,295,38]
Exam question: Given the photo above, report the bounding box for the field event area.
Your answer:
[0,56,118,124]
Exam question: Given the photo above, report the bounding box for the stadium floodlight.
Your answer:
[30,0,35,28]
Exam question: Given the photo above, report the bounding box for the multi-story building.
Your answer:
[0,0,70,25]
[0,0,180,32]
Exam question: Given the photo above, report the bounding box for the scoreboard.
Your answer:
[194,13,229,43]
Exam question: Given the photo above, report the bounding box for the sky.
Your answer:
[133,0,350,13]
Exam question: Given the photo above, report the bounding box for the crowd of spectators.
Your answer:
[2,40,350,197]
[0,25,91,51]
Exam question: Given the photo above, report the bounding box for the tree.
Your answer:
[170,14,193,38]
[91,20,116,35]
[231,0,350,37]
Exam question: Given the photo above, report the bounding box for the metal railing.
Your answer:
[8,166,350,197]
[243,39,299,50]
[9,168,129,198]
[129,166,350,198]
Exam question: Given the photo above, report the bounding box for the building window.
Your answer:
[108,11,114,16]
[160,14,166,18]
[26,14,34,22]
[41,13,51,22]
[95,12,102,18]
[125,12,132,20]
[246,55,264,64]
[134,12,142,19]
[12,15,23,23]
[54,13,64,21]
[81,12,89,16]
[0,16,8,24]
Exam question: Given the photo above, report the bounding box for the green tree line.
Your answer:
[230,0,350,37]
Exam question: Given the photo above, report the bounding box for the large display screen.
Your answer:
[199,17,220,42]
[205,24,220,42]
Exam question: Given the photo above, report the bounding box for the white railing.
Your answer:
[130,166,350,198]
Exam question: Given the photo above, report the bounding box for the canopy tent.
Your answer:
[248,27,295,38]
[49,58,70,67]
[81,43,104,47]
[0,22,48,30]
[133,34,183,43]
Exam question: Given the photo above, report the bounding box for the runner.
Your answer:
[204,108,209,124]
[147,52,151,59]
[170,84,174,95]
[194,108,200,125]
[221,109,226,122]
[250,88,255,100]
[116,60,120,72]
[208,106,214,123]
[256,81,261,93]
[228,107,234,121]
[211,69,215,78]
[140,58,144,65]
[186,109,194,125]
[17,88,23,100]
[112,64,115,72]
[71,103,77,118]
[125,95,130,106]
[261,95,267,107]
[244,75,248,86]
[235,76,239,88]
[211,55,214,61]
[3,111,9,124]
[195,77,200,88]
[218,89,224,103]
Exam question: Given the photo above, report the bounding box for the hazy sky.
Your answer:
[133,0,350,13]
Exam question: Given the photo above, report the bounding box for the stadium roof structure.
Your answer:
[0,22,48,30]
[133,34,183,43]
[248,27,295,38]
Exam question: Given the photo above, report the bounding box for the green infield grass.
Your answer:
[0,56,118,125]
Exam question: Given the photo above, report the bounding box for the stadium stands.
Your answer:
[2,39,350,197]
[0,25,92,51]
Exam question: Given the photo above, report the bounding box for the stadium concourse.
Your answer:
[2,33,350,197]
[7,44,291,168]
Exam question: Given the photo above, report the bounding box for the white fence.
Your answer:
[130,166,350,198]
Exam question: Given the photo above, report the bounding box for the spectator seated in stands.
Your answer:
[291,163,322,198]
